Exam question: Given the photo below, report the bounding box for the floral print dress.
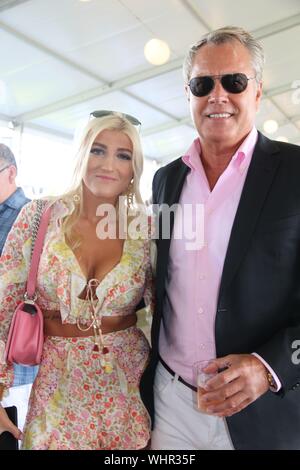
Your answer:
[0,199,153,449]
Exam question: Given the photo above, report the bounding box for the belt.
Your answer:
[159,357,197,392]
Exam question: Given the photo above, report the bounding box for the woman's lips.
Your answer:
[96,175,117,181]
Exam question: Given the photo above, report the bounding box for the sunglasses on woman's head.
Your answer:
[188,73,256,97]
[90,110,141,127]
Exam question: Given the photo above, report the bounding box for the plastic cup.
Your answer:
[193,359,218,412]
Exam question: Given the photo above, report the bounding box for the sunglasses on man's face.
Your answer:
[188,73,256,97]
[90,110,141,127]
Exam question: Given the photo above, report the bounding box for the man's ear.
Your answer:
[8,165,17,184]
[255,81,263,107]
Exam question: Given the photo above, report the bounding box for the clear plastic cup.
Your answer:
[193,359,218,412]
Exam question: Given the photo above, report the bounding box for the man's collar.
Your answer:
[182,127,258,174]
[0,187,29,209]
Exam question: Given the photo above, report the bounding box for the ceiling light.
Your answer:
[263,119,278,134]
[144,38,170,66]
[276,136,289,143]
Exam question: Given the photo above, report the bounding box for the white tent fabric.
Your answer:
[0,0,299,165]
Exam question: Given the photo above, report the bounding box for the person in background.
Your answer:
[0,112,153,449]
[140,26,300,450]
[0,143,38,430]
[0,143,29,253]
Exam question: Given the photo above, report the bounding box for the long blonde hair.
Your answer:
[53,113,145,246]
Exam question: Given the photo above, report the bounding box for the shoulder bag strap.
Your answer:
[25,200,52,300]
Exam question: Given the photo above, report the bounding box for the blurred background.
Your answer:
[0,0,299,200]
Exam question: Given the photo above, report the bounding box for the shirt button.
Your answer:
[199,274,206,280]
[198,307,204,315]
[199,343,206,350]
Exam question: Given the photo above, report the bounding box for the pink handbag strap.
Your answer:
[26,203,52,299]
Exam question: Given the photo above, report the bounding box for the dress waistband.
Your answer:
[43,311,137,337]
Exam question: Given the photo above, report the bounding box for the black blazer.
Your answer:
[140,132,300,449]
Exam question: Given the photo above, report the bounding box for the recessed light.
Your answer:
[263,119,278,134]
[144,38,170,66]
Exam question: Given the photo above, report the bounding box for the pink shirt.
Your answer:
[159,127,280,390]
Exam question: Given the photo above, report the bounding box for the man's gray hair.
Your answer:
[0,143,17,168]
[183,26,265,84]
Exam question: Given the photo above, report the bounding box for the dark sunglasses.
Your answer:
[90,110,141,127]
[188,73,256,97]
[0,165,9,173]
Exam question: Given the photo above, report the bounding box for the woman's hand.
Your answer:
[0,406,22,440]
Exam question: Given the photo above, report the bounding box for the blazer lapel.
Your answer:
[155,160,189,306]
[218,133,281,302]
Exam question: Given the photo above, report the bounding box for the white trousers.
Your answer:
[151,362,234,450]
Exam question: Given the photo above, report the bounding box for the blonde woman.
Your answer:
[0,111,153,450]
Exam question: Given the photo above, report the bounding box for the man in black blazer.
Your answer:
[140,26,300,449]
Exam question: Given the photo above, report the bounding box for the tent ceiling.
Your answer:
[1,0,299,161]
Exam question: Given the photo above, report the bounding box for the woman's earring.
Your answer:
[126,180,134,208]
[73,194,80,204]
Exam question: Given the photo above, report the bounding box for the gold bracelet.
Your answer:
[267,372,276,389]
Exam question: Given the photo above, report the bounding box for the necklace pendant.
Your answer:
[102,347,109,355]
[93,344,99,352]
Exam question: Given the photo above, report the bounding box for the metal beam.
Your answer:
[24,123,73,141]
[0,0,29,12]
[0,21,104,82]
[0,113,73,141]
[122,90,179,122]
[291,114,300,124]
[13,58,183,122]
[263,82,295,99]
[252,13,300,40]
[180,0,211,32]
[181,0,300,40]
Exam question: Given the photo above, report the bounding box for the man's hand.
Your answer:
[198,354,269,417]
